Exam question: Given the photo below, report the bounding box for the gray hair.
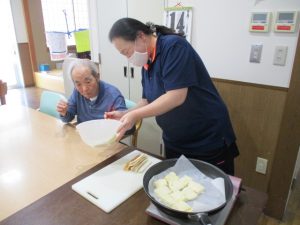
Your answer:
[69,58,100,80]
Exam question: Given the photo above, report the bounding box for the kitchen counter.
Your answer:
[34,70,64,93]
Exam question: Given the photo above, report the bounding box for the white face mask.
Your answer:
[128,40,149,67]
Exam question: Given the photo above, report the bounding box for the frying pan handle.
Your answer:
[199,214,212,225]
[188,213,212,225]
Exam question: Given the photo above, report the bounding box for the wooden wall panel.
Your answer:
[22,0,37,72]
[26,0,55,70]
[213,79,287,191]
[18,43,34,87]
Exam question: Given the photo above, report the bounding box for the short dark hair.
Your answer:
[108,17,183,42]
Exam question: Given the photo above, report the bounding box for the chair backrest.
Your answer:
[124,99,142,147]
[62,57,76,98]
[40,91,67,118]
[0,80,7,105]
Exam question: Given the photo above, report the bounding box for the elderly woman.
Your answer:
[57,59,127,123]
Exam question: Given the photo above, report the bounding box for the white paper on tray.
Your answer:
[148,155,226,212]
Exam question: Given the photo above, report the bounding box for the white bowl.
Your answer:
[76,119,122,147]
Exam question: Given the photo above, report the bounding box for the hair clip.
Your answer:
[146,22,156,33]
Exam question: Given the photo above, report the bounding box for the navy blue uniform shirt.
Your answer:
[142,34,236,155]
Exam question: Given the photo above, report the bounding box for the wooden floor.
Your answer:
[6,86,43,109]
[258,172,300,225]
[4,87,300,225]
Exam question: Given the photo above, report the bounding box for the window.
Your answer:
[41,0,89,46]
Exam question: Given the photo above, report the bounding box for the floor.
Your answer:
[258,172,300,225]
[3,87,300,225]
[6,86,43,109]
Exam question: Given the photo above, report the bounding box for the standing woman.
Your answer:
[106,18,239,175]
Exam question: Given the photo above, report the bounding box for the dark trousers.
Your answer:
[165,142,239,176]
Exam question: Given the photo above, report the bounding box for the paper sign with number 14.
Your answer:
[164,7,193,42]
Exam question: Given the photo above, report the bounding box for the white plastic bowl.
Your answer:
[76,119,122,147]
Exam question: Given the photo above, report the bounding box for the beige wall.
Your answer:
[11,0,55,86]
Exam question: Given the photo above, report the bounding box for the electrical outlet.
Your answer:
[256,157,268,174]
[250,44,263,63]
[273,46,288,66]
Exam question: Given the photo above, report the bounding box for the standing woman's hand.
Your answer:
[56,100,68,116]
[115,111,139,141]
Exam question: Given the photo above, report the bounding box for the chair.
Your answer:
[0,80,7,105]
[39,90,67,118]
[62,57,76,98]
[124,99,143,147]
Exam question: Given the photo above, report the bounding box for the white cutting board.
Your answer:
[72,150,161,213]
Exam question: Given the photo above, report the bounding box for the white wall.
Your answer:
[10,0,28,43]
[166,0,300,87]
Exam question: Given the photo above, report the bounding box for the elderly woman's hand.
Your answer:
[56,100,68,116]
[104,110,126,120]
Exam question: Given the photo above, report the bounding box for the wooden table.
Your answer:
[0,147,268,225]
[0,105,126,221]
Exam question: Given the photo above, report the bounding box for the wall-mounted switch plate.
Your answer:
[273,46,288,66]
[250,44,263,63]
[256,157,268,174]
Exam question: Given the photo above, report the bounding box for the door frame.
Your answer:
[265,29,300,219]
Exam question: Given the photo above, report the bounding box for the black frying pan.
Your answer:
[143,159,233,225]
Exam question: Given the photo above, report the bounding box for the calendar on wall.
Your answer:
[164,6,193,42]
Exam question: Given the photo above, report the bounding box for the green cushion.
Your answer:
[125,99,136,109]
